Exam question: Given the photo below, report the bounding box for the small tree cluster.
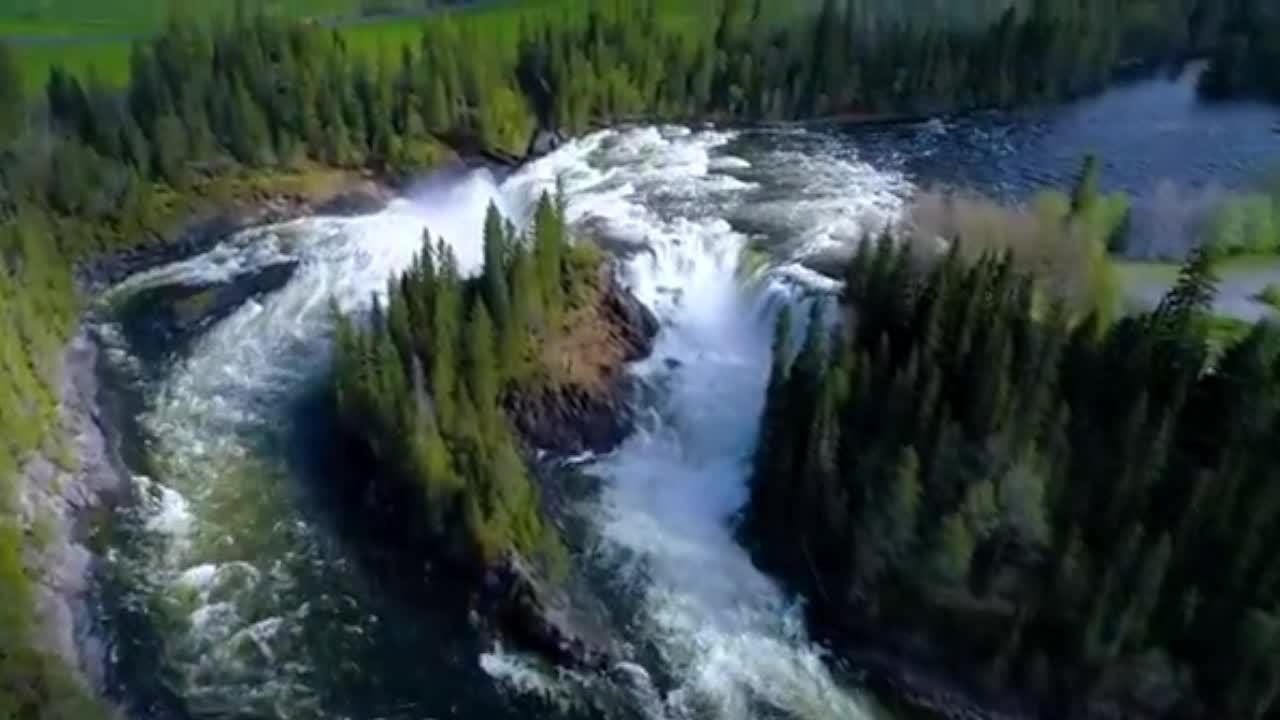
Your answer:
[331,194,572,570]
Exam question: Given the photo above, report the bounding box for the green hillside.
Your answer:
[2,0,710,91]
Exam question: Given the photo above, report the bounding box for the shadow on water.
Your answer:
[271,383,524,720]
[91,263,595,720]
[281,379,664,720]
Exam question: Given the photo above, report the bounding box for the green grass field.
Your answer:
[0,0,379,38]
[3,0,709,92]
[3,0,413,90]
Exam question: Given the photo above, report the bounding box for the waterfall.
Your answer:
[98,124,910,720]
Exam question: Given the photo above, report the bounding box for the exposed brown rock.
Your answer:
[506,264,658,456]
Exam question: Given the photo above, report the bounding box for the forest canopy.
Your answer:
[330,194,592,573]
[747,229,1280,717]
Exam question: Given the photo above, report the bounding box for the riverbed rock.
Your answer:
[526,128,567,160]
[506,265,659,455]
[77,175,395,293]
[314,180,397,216]
[16,331,125,692]
[482,554,614,672]
[118,261,298,363]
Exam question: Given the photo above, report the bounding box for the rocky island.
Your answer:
[329,191,656,667]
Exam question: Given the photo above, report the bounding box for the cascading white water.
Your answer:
[483,127,909,719]
[99,124,911,720]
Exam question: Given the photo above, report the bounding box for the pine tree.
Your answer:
[533,192,566,323]
[882,446,923,563]
[1071,153,1102,215]
[431,243,463,431]
[229,80,272,166]
[1166,243,1219,318]
[930,512,975,585]
[152,114,188,186]
[0,41,23,140]
[507,242,540,376]
[464,300,501,427]
[482,202,513,333]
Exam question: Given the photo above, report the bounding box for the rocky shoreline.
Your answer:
[78,176,397,293]
[506,267,659,456]
[488,265,659,672]
[14,172,403,702]
[16,330,122,695]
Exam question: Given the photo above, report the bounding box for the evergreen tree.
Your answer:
[533,192,566,323]
[482,202,512,335]
[464,300,500,426]
[1071,153,1102,215]
[930,513,975,585]
[151,114,188,186]
[0,42,24,140]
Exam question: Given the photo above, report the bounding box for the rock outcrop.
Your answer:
[16,331,124,692]
[526,128,568,160]
[481,554,616,672]
[506,265,659,455]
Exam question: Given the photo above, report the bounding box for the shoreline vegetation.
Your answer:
[1,0,1279,718]
[748,190,1280,720]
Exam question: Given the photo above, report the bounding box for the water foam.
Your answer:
[107,124,911,719]
[107,167,510,714]
[489,126,906,719]
[728,131,912,264]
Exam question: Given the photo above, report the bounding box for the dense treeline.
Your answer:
[26,0,1228,196]
[517,0,1216,128]
[1200,0,1280,100]
[748,216,1280,714]
[0,0,1242,272]
[332,194,598,572]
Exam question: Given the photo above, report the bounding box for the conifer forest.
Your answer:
[2,1,1280,719]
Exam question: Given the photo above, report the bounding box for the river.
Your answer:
[88,70,1279,720]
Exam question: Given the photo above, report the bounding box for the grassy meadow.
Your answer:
[2,0,710,91]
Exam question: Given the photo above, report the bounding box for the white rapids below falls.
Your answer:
[97,125,911,720]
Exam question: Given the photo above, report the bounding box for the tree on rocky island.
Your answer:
[330,192,585,577]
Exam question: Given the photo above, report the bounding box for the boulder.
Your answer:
[314,180,395,216]
[482,554,614,671]
[506,268,658,455]
[527,128,567,160]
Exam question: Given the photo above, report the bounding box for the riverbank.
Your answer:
[10,162,416,706]
[24,102,1274,717]
[76,168,403,293]
[11,329,120,710]
[26,143,655,712]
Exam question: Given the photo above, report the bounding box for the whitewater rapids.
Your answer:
[95,126,909,720]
